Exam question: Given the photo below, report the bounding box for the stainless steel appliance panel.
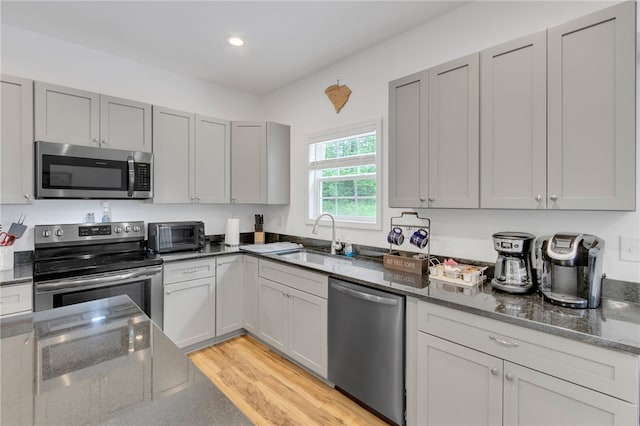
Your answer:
[35,141,152,199]
[328,278,405,425]
[34,265,164,329]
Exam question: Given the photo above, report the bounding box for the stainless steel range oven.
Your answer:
[33,221,164,328]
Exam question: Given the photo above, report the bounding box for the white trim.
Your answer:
[306,117,383,231]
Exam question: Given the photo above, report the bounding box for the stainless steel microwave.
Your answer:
[35,141,153,199]
[147,221,206,253]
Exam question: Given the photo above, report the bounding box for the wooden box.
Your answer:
[383,251,429,275]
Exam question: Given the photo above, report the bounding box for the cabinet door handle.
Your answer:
[535,194,542,202]
[490,367,499,376]
[505,373,514,382]
[550,194,558,201]
[92,137,99,144]
[24,193,31,200]
[166,290,172,295]
[489,335,519,348]
[428,198,434,203]
[419,197,426,202]
[102,139,108,145]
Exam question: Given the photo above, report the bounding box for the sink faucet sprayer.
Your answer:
[312,213,342,255]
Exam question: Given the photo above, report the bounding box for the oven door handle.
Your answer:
[36,265,163,292]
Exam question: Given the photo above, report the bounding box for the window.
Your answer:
[307,119,381,229]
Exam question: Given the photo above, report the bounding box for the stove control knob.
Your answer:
[55,229,63,237]
[114,226,122,234]
[42,229,51,238]
[124,225,131,233]
[132,225,141,233]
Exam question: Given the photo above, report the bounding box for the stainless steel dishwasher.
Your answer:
[328,277,405,425]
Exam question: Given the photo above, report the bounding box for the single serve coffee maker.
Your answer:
[490,232,536,294]
[535,233,604,309]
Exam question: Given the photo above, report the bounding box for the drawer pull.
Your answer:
[489,335,519,348]
[183,269,198,274]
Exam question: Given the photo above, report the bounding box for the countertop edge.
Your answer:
[5,246,638,356]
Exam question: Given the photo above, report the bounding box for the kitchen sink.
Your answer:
[276,249,354,268]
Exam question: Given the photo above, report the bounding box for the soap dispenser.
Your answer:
[344,239,354,257]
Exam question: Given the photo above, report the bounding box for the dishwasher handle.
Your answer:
[331,282,398,306]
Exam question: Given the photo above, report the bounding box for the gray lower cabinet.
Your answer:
[416,302,638,426]
[34,82,151,152]
[427,53,480,208]
[480,32,547,209]
[388,71,429,208]
[0,75,33,204]
[417,333,637,426]
[547,1,636,210]
[153,106,230,203]
[216,255,244,336]
[230,121,290,204]
[257,260,328,378]
[242,256,259,334]
[162,259,216,348]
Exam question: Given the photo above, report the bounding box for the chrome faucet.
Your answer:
[312,213,342,255]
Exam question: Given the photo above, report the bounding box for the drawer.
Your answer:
[418,301,639,403]
[163,258,215,284]
[259,260,328,299]
[0,283,33,317]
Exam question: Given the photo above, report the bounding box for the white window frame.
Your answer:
[306,118,382,230]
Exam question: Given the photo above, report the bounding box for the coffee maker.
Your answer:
[490,232,536,294]
[535,233,604,309]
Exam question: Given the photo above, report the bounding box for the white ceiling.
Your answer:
[0,1,467,95]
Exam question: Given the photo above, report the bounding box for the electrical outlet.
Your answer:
[620,236,640,263]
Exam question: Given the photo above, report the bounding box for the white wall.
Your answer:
[263,1,640,282]
[0,24,289,250]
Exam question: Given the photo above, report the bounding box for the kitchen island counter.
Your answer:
[0,295,250,426]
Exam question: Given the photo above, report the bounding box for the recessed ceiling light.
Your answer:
[227,36,244,47]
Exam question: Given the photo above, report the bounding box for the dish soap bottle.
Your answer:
[344,239,354,257]
[101,202,111,223]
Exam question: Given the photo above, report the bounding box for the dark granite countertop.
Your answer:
[256,250,640,356]
[156,243,241,263]
[0,296,251,426]
[0,262,32,287]
[3,241,638,356]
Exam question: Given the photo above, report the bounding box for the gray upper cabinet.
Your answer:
[194,115,231,203]
[428,53,480,208]
[153,106,230,204]
[388,71,429,208]
[34,82,151,152]
[1,75,34,204]
[152,106,193,203]
[480,31,547,209]
[547,1,636,211]
[100,95,152,152]
[35,82,99,146]
[231,121,290,204]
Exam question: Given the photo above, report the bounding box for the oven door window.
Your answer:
[53,280,150,317]
[42,154,127,191]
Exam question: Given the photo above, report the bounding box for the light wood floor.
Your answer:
[189,335,390,426]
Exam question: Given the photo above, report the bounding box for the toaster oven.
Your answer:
[147,222,206,253]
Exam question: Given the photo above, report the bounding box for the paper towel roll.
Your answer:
[225,218,240,246]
